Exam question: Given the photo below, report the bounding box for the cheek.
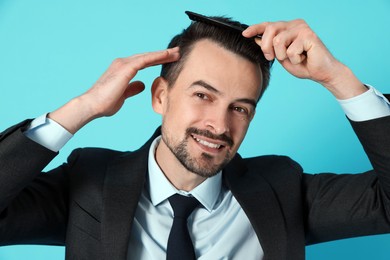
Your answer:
[230,120,250,147]
[171,99,206,123]
[162,98,200,131]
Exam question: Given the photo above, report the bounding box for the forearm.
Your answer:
[304,110,390,244]
[350,116,390,198]
[339,87,390,194]
[0,121,57,212]
[0,122,69,245]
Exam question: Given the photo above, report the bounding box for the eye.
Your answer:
[232,106,249,115]
[195,92,209,100]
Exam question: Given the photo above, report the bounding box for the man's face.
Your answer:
[153,39,262,178]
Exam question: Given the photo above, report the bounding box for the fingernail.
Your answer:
[264,53,273,60]
[242,29,249,36]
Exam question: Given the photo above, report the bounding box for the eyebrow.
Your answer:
[190,80,220,94]
[190,80,257,108]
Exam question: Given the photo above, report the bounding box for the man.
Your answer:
[1,13,390,259]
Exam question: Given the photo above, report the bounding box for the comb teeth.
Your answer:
[185,11,262,39]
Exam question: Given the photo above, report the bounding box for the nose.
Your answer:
[204,108,230,135]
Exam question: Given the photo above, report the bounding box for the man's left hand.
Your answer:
[243,19,367,99]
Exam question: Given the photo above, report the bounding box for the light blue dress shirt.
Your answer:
[23,86,390,259]
[128,136,264,259]
[337,86,390,121]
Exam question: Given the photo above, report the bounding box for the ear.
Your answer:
[151,77,169,114]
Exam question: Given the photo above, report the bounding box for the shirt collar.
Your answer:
[147,136,222,212]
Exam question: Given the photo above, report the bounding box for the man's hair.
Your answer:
[161,16,274,99]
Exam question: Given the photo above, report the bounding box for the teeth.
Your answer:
[193,136,221,149]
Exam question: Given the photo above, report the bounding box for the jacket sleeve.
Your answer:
[304,115,390,244]
[0,120,68,245]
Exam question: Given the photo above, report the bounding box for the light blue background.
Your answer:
[1,0,389,259]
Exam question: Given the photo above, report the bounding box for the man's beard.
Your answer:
[161,126,234,178]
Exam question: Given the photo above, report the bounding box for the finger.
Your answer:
[242,22,274,60]
[124,81,145,99]
[116,48,180,80]
[259,24,279,61]
[128,47,180,70]
[145,48,180,67]
[131,47,180,59]
[247,22,289,61]
[272,34,289,61]
[242,23,268,38]
[279,58,306,79]
[286,38,307,65]
[272,27,304,61]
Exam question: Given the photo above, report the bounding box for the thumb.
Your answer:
[124,81,145,99]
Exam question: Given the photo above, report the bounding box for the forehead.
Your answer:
[176,39,263,100]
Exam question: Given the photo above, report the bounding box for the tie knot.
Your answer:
[169,194,200,219]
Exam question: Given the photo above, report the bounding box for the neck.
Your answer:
[155,139,206,192]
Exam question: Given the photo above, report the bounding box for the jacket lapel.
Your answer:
[99,127,291,259]
[100,129,160,259]
[223,155,288,260]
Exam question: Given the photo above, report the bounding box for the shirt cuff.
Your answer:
[337,85,390,122]
[25,114,73,152]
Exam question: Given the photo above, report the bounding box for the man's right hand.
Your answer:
[48,47,180,134]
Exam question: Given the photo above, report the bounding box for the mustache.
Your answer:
[186,127,234,147]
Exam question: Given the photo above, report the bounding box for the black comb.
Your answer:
[185,11,262,39]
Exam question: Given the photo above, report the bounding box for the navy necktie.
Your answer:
[166,194,200,260]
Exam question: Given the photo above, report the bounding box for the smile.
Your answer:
[191,135,223,149]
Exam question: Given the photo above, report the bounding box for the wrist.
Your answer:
[322,63,367,100]
[322,63,368,100]
[49,95,99,134]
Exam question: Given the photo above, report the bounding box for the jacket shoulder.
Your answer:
[244,155,303,175]
[67,147,128,166]
[241,155,304,187]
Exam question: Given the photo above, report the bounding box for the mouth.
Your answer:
[191,134,226,150]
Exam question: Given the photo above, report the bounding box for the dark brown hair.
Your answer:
[161,16,273,100]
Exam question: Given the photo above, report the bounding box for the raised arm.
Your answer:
[49,47,180,134]
[243,20,390,244]
[0,48,180,245]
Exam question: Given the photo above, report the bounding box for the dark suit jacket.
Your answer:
[1,116,390,259]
